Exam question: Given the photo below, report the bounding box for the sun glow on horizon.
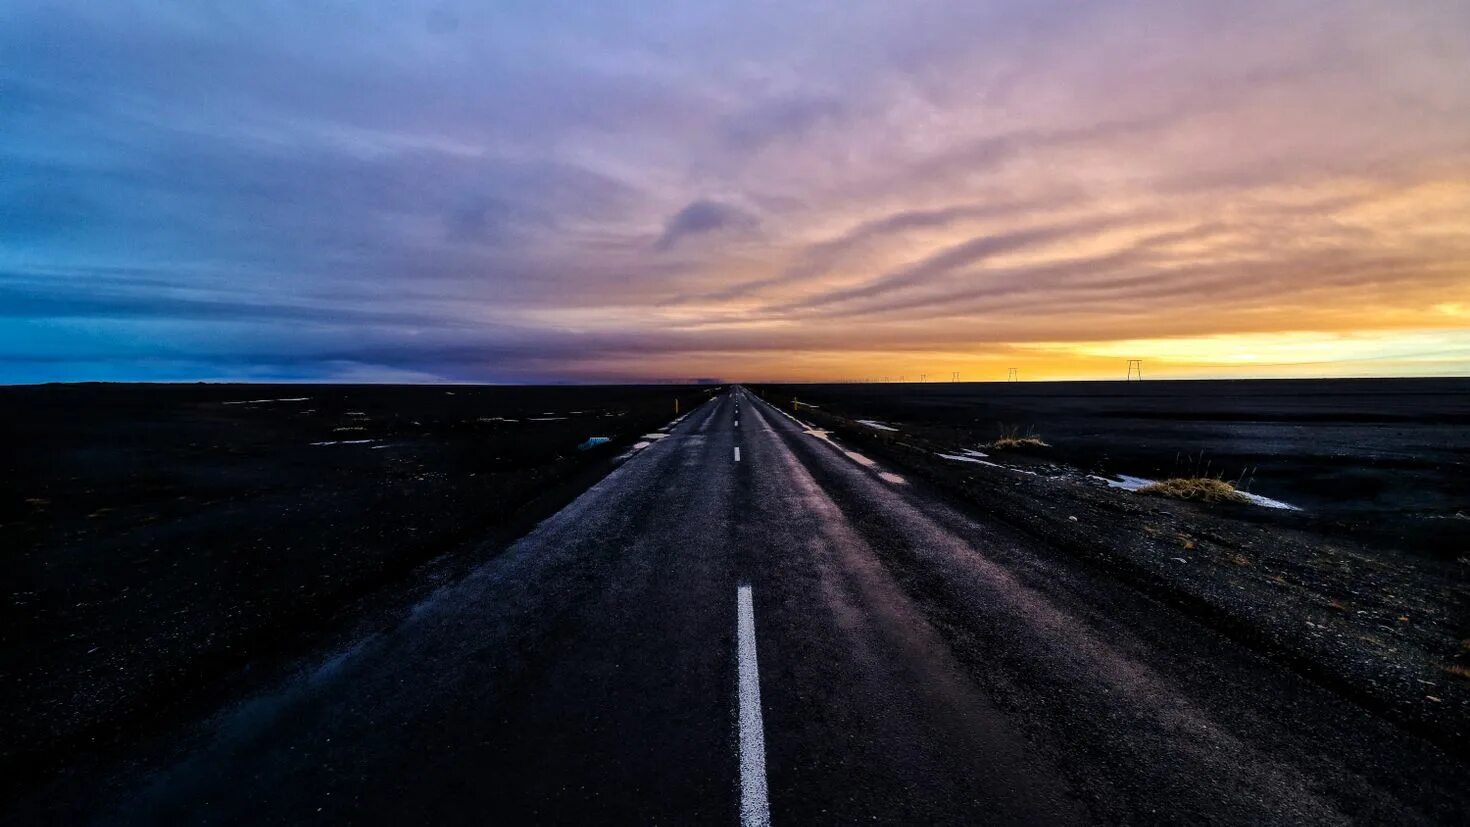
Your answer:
[3,2,1469,384]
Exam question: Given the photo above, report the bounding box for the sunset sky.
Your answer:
[3,1,1468,383]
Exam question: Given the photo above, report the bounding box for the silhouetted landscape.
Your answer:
[1,382,717,804]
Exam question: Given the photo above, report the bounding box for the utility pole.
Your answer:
[1126,359,1143,381]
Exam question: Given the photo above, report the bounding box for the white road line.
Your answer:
[736,584,771,827]
[734,446,742,462]
[736,419,740,428]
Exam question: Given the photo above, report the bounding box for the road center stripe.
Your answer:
[736,584,771,827]
[734,446,742,462]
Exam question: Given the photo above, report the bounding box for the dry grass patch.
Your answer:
[1443,662,1470,681]
[987,426,1049,451]
[990,435,1050,450]
[1138,477,1248,504]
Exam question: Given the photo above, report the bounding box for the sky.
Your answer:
[3,0,1468,384]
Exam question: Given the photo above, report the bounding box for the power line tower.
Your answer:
[920,373,927,383]
[1007,367,1019,382]
[1126,359,1143,381]
[951,372,960,382]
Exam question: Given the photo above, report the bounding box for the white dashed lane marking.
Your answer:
[736,584,771,827]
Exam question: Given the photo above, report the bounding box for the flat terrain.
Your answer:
[4,386,1467,824]
[753,379,1470,754]
[0,382,715,802]
[761,378,1470,559]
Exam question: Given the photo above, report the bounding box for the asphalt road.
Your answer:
[87,388,1463,825]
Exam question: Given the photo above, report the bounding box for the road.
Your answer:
[92,388,1460,824]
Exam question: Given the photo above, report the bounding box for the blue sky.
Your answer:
[3,1,1469,383]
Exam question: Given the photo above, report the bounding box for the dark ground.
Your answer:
[751,378,1470,757]
[7,388,1468,825]
[757,378,1470,560]
[2,380,1467,824]
[0,382,717,804]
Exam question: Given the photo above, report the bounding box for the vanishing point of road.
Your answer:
[99,389,1461,825]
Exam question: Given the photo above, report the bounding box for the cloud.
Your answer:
[776,214,1132,312]
[655,200,760,251]
[2,0,1469,382]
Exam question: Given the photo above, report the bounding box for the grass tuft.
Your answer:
[987,425,1049,451]
[1138,477,1248,504]
[990,435,1050,450]
[1444,662,1470,681]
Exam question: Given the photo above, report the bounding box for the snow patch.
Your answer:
[856,420,899,432]
[222,397,310,405]
[937,452,1003,468]
[1091,473,1153,492]
[936,452,1038,476]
